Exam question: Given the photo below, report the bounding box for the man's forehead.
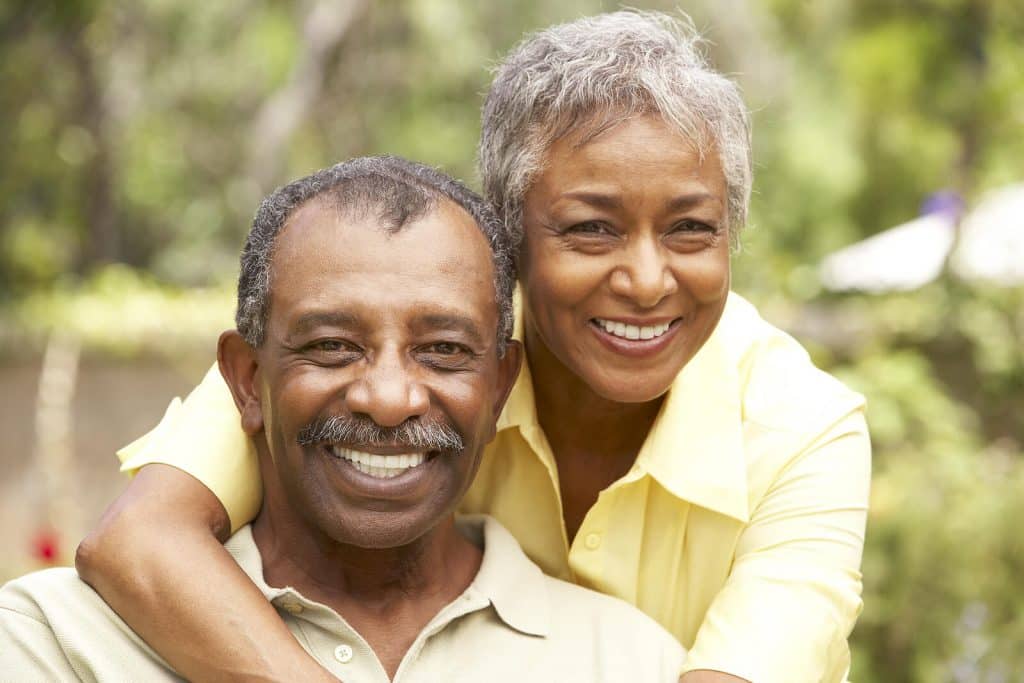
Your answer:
[268,196,498,331]
[276,195,488,260]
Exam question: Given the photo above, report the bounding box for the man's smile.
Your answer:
[329,446,430,479]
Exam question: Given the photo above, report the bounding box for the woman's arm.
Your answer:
[683,413,870,683]
[76,464,335,682]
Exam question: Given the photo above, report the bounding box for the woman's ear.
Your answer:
[217,330,264,435]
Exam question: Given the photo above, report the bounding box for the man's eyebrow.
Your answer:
[290,311,360,335]
[415,313,486,344]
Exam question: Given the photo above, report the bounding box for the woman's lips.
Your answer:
[589,317,683,357]
[592,317,675,340]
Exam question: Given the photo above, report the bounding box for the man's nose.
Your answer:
[608,236,678,309]
[345,349,430,427]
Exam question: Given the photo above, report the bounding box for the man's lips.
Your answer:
[315,444,446,499]
[327,445,432,479]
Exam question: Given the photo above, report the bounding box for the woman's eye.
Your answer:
[565,221,614,236]
[670,219,718,234]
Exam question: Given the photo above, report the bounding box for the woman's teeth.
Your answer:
[594,318,672,340]
[330,447,427,479]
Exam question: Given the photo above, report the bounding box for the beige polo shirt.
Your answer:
[0,515,685,682]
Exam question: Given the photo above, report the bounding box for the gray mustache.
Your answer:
[296,415,464,452]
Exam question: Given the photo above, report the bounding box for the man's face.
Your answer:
[225,198,519,549]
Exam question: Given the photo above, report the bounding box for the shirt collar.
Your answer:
[225,517,550,638]
[458,515,550,637]
[495,292,750,523]
[224,525,286,601]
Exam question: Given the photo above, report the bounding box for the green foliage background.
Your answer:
[1,1,1021,680]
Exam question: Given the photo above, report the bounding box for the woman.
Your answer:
[78,11,870,683]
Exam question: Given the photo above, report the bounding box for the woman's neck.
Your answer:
[524,319,663,463]
[524,318,664,541]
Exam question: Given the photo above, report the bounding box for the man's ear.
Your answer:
[492,339,523,422]
[217,330,264,435]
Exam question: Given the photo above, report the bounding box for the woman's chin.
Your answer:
[585,371,676,405]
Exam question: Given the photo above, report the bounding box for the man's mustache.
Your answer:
[296,414,464,452]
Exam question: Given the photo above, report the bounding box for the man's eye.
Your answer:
[417,342,475,370]
[312,340,346,351]
[303,339,361,363]
[423,342,465,356]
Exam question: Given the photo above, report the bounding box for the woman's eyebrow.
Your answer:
[559,191,623,210]
[557,190,721,212]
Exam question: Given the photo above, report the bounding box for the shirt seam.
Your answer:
[0,605,48,627]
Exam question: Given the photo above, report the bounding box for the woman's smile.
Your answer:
[588,315,685,357]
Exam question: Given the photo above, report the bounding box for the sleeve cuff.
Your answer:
[114,364,262,533]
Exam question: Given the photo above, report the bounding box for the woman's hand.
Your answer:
[76,464,336,682]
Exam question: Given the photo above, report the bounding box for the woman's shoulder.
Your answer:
[717,293,866,436]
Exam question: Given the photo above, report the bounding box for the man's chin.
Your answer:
[316,509,445,550]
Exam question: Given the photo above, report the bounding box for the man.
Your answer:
[0,156,685,681]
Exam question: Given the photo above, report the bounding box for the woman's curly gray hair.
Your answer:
[478,10,752,249]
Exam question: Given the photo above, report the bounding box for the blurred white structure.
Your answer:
[820,184,1024,292]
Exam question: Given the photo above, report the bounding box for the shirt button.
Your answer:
[584,533,602,550]
[281,601,303,615]
[334,644,354,664]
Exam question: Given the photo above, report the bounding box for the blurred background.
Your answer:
[0,0,1021,680]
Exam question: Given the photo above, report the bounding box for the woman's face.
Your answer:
[519,115,731,403]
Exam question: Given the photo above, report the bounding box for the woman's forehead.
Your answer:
[530,116,724,196]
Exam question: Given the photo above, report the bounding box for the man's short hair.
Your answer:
[235,156,515,354]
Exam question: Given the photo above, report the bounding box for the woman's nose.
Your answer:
[608,238,678,309]
[344,350,430,427]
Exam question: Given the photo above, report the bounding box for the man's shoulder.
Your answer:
[535,573,686,680]
[1,567,94,617]
[542,572,681,641]
[1,566,142,645]
[466,515,685,679]
[0,567,180,680]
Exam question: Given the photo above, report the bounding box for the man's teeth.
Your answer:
[595,318,672,341]
[330,447,427,479]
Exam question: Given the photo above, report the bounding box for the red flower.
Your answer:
[31,528,61,565]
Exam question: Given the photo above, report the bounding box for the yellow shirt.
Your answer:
[119,292,870,683]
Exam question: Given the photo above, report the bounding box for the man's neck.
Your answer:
[251,511,479,603]
[251,509,482,677]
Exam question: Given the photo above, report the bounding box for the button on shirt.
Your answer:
[0,516,685,682]
[118,292,871,683]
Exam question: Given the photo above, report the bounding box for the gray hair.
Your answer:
[478,10,753,249]
[236,155,515,353]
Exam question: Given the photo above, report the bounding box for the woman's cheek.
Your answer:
[673,253,730,304]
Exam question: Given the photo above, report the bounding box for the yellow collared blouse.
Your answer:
[119,292,870,683]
